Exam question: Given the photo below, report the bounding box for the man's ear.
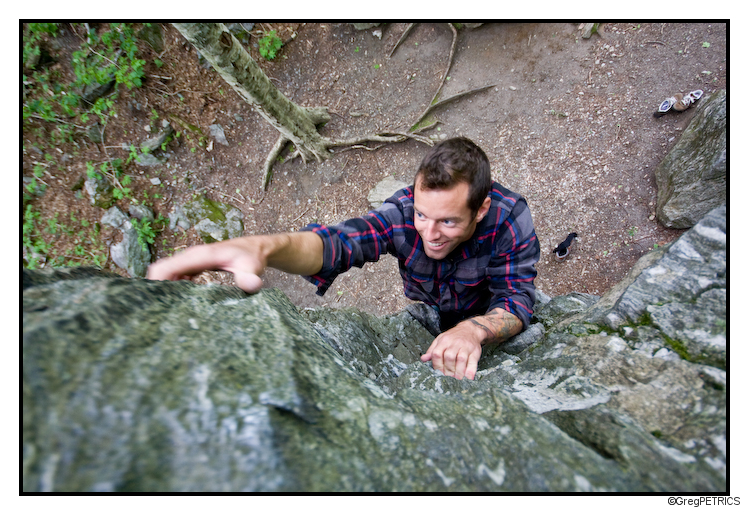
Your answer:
[475,196,492,222]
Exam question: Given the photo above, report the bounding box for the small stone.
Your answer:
[367,177,409,209]
[209,124,229,146]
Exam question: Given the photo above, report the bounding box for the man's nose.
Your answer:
[424,220,440,240]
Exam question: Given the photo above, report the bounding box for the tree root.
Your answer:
[262,134,292,190]
[262,131,434,189]
[261,23,492,190]
[388,23,416,58]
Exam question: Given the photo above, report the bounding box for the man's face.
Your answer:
[413,178,490,260]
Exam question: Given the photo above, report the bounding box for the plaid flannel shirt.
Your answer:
[301,182,540,329]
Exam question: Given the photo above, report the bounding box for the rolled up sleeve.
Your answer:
[486,199,540,329]
[300,202,403,295]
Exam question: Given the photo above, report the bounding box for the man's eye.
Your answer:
[415,212,425,219]
[443,220,455,226]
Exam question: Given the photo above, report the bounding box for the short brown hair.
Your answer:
[414,137,492,217]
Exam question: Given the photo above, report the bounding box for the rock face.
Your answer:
[655,90,726,228]
[22,207,726,492]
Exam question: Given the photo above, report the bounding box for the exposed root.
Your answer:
[262,134,291,189]
[415,84,496,127]
[328,131,434,149]
[432,23,459,103]
[261,23,493,190]
[388,23,416,58]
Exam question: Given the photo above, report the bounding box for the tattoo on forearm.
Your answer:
[468,308,522,344]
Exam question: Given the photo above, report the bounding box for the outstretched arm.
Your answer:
[420,307,523,380]
[146,232,324,293]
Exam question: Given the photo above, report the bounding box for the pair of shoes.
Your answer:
[654,90,703,117]
[553,232,577,261]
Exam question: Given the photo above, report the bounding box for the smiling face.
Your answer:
[413,177,491,260]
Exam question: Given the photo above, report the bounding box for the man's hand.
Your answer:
[420,322,483,380]
[420,308,523,380]
[147,238,266,293]
[147,232,323,294]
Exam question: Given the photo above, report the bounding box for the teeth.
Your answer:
[428,242,446,248]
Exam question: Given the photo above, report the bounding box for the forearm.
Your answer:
[457,307,523,346]
[260,231,323,276]
[209,231,323,277]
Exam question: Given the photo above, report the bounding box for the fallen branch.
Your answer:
[98,119,126,191]
[291,206,311,223]
[25,113,87,129]
[218,192,245,204]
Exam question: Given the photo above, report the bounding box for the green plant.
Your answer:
[126,144,139,165]
[73,23,146,90]
[23,23,59,69]
[131,214,166,252]
[259,30,283,60]
[131,218,155,251]
[23,205,49,268]
[113,174,132,200]
[23,23,146,127]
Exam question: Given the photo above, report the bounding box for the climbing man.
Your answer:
[147,137,540,380]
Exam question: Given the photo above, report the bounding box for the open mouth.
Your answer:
[427,241,448,250]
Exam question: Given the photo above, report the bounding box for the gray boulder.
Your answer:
[178,194,244,243]
[22,205,726,492]
[655,90,726,228]
[101,206,152,278]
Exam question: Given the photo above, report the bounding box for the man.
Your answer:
[147,137,540,380]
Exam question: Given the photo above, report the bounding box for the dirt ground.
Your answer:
[23,22,727,316]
